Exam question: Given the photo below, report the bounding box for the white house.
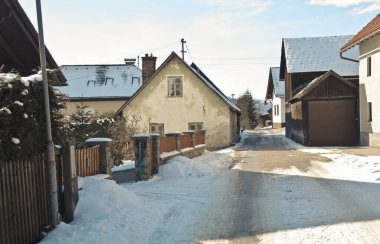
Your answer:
[341,14,380,146]
[265,67,285,128]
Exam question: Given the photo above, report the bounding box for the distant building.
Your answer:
[265,67,285,128]
[57,61,142,117]
[341,14,380,146]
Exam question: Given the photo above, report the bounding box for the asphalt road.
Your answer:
[192,128,380,243]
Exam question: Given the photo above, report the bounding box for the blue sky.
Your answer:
[19,0,379,99]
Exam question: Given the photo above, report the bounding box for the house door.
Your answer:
[307,99,357,146]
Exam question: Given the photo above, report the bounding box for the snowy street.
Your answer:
[41,128,380,243]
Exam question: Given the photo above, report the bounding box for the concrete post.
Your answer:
[85,138,113,178]
[183,131,195,147]
[166,132,181,151]
[132,134,151,181]
[62,141,78,223]
[150,134,160,175]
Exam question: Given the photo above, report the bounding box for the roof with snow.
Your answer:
[280,35,359,78]
[0,0,65,84]
[341,14,380,52]
[265,67,284,100]
[116,52,240,115]
[56,64,142,100]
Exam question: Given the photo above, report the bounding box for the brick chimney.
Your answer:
[141,53,157,83]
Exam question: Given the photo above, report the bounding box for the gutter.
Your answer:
[339,51,359,63]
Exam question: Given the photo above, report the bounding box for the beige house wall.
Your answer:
[63,100,127,117]
[359,34,380,146]
[121,56,236,149]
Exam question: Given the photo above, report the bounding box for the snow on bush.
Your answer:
[11,138,20,144]
[0,107,11,114]
[0,73,17,84]
[14,101,23,106]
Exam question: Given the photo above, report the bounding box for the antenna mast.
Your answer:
[181,38,187,60]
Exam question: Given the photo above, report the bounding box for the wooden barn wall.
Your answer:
[303,76,358,100]
[285,71,325,102]
[286,101,305,144]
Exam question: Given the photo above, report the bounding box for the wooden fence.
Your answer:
[0,154,49,244]
[159,136,177,153]
[180,134,192,149]
[194,131,205,145]
[76,145,101,177]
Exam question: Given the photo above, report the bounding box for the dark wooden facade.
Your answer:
[286,71,359,146]
[0,0,65,83]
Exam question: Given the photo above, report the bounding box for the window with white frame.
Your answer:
[188,122,203,131]
[168,76,183,97]
[149,123,164,136]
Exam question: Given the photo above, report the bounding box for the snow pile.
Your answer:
[158,152,234,178]
[41,176,159,243]
[112,160,135,172]
[41,148,235,243]
[320,153,380,182]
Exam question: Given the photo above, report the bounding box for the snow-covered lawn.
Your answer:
[40,133,380,243]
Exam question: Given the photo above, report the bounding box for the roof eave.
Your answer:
[341,29,380,53]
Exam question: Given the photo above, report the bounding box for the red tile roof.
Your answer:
[341,13,380,52]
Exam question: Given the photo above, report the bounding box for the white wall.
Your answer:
[272,91,285,126]
[359,34,380,145]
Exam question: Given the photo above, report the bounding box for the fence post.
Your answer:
[85,138,113,178]
[54,145,64,216]
[166,132,181,151]
[183,131,195,147]
[132,134,151,181]
[62,141,79,223]
[150,134,160,175]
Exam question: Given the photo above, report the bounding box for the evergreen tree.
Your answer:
[237,89,258,130]
[0,71,63,160]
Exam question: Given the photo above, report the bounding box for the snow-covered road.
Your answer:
[41,128,380,243]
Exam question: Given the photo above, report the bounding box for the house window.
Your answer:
[168,76,183,97]
[274,104,279,116]
[150,123,164,136]
[188,122,203,131]
[368,102,372,122]
[276,105,280,116]
[367,56,372,77]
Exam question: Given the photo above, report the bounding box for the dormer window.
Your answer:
[168,76,183,97]
[132,77,140,85]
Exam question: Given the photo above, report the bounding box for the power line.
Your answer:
[184,42,194,63]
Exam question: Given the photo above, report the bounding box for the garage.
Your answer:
[287,70,359,146]
[308,99,357,146]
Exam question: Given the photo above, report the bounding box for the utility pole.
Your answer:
[36,0,59,228]
[181,38,187,60]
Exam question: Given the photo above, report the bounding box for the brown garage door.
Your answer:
[308,99,357,146]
